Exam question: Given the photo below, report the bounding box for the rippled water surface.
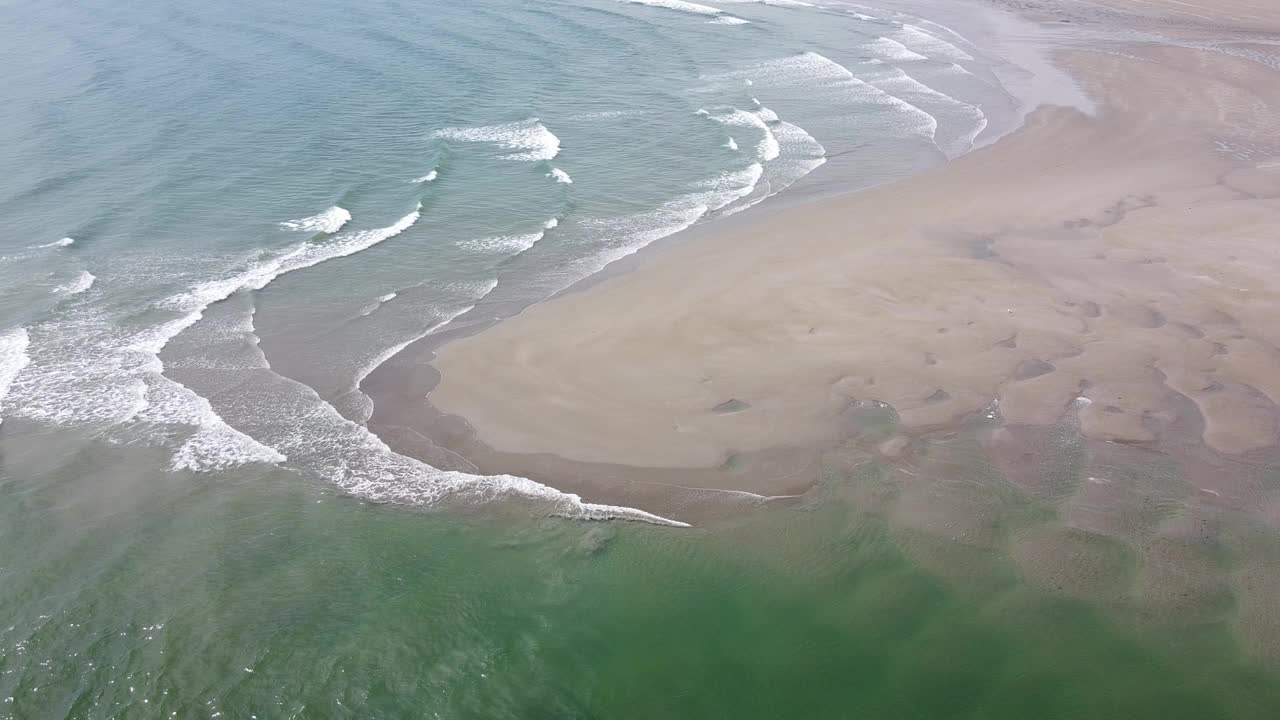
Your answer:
[3,0,1278,717]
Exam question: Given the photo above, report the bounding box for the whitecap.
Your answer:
[351,284,496,400]
[411,170,438,183]
[0,327,31,426]
[30,238,75,249]
[358,292,399,317]
[722,120,826,217]
[897,24,974,62]
[567,203,710,282]
[229,342,687,525]
[173,294,687,525]
[7,206,422,437]
[614,0,751,24]
[719,53,937,140]
[859,60,987,155]
[279,206,352,234]
[52,270,96,297]
[713,0,814,6]
[459,232,546,255]
[701,107,780,162]
[724,137,739,151]
[689,163,765,211]
[574,109,639,121]
[547,167,573,184]
[862,36,929,62]
[616,0,721,16]
[137,374,287,472]
[701,51,856,87]
[433,119,561,161]
[544,217,560,230]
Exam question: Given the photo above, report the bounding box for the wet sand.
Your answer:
[368,1,1280,522]
[362,3,1280,661]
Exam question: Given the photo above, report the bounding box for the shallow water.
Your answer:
[3,411,1279,718]
[4,0,1278,716]
[0,0,1032,516]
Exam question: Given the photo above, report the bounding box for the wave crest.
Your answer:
[279,206,352,234]
[434,119,561,161]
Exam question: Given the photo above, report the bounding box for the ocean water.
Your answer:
[3,0,1279,717]
[0,0,1026,518]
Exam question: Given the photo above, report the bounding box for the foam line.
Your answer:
[54,271,96,296]
[0,327,30,426]
[433,119,561,161]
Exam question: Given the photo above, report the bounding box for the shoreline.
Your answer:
[367,0,1280,523]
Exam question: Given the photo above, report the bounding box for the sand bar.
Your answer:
[382,0,1280,505]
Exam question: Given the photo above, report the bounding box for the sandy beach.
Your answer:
[367,0,1280,524]
[12,0,1280,713]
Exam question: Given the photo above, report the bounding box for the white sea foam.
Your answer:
[265,206,422,281]
[614,0,751,24]
[693,59,832,213]
[54,271,95,296]
[411,170,438,183]
[702,108,780,162]
[721,119,829,219]
[279,206,352,234]
[724,137,739,150]
[0,328,30,426]
[696,51,935,144]
[713,0,814,6]
[544,217,560,230]
[863,36,929,62]
[170,298,685,525]
[860,60,987,155]
[6,228,685,526]
[898,24,973,62]
[460,232,545,255]
[7,205,422,472]
[701,51,855,87]
[695,162,764,194]
[433,119,561,161]
[687,163,765,214]
[547,167,573,184]
[839,2,977,62]
[31,238,75,249]
[358,292,399,317]
[616,0,721,16]
[574,109,638,120]
[137,374,287,472]
[568,203,710,283]
[726,53,938,139]
[352,285,495,397]
[721,120,826,218]
[248,357,687,525]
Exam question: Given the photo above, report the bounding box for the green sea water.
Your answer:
[4,414,1279,719]
[3,0,1280,716]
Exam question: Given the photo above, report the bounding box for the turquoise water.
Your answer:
[0,0,1020,517]
[4,0,1279,717]
[3,414,1280,718]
